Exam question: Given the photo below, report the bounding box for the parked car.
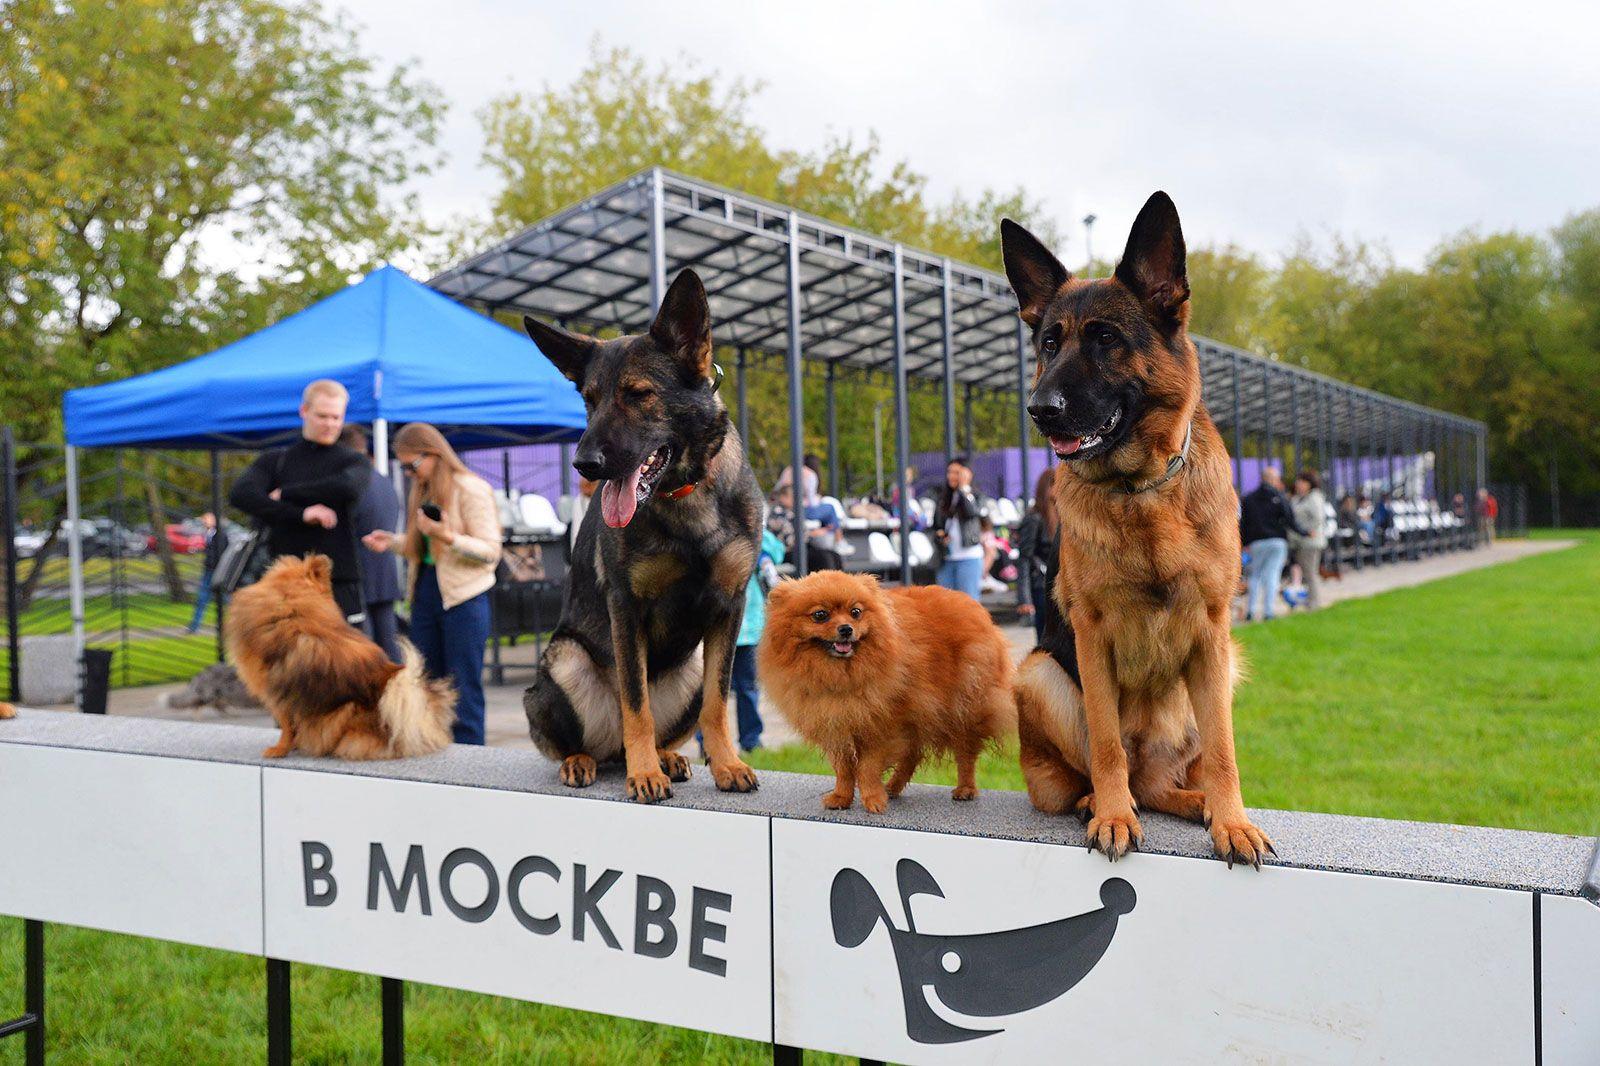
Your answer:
[149,522,206,555]
[12,527,49,559]
[59,518,148,558]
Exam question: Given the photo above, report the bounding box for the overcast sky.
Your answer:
[337,0,1598,269]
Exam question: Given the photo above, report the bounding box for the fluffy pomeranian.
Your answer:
[226,554,455,760]
[758,571,1014,812]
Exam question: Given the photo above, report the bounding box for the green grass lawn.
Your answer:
[4,531,1596,1063]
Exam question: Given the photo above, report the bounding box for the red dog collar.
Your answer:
[660,483,696,500]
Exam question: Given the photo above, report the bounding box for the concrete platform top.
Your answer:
[3,708,1595,899]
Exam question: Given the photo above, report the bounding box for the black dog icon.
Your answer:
[830,859,1136,1044]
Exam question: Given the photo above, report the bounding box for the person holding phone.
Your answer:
[362,422,502,745]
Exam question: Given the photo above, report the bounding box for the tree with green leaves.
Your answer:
[0,0,445,443]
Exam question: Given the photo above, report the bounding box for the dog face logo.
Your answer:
[830,859,1135,1044]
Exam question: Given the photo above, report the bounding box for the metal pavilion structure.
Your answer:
[431,167,1488,581]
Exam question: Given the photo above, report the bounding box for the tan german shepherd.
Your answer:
[1002,193,1274,868]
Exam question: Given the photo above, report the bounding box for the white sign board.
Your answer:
[0,745,263,954]
[1542,893,1600,1065]
[773,819,1535,1065]
[261,768,772,1042]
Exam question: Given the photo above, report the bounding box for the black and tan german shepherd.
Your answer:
[521,269,762,803]
[1002,193,1274,868]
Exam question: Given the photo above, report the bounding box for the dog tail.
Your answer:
[378,639,456,757]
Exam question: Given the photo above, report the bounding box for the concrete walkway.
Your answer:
[46,538,1575,754]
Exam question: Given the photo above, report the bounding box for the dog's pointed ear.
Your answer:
[650,268,714,381]
[524,316,597,386]
[304,554,332,589]
[1115,191,1190,321]
[1001,218,1071,329]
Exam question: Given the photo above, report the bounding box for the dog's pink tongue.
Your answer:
[1051,435,1083,456]
[601,468,642,528]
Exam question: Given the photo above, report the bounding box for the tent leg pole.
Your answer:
[65,445,86,711]
[373,418,389,477]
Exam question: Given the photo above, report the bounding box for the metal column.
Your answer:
[1261,362,1274,473]
[648,167,667,312]
[891,245,913,586]
[963,383,975,456]
[211,449,226,661]
[0,918,44,1065]
[1015,319,1032,504]
[785,213,808,577]
[1289,373,1301,476]
[559,444,573,497]
[373,417,390,477]
[825,362,839,498]
[64,444,86,708]
[940,259,957,464]
[737,348,750,446]
[1230,350,1244,490]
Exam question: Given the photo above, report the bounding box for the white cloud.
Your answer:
[334,0,1600,268]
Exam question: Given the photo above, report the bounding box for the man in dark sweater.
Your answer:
[1239,466,1307,621]
[340,423,404,661]
[229,379,370,624]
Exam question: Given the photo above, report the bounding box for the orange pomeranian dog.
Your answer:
[226,554,455,760]
[758,571,1014,812]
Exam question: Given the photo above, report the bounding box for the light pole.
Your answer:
[873,398,892,499]
[1082,213,1097,274]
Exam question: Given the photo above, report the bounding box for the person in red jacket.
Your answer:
[1475,488,1499,545]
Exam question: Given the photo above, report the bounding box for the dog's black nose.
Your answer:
[1028,394,1066,423]
[837,624,854,639]
[572,449,607,482]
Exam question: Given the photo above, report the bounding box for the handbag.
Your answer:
[215,449,286,595]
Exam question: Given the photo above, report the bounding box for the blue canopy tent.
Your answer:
[64,264,585,451]
[57,266,587,694]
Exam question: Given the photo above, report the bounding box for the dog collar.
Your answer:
[660,482,696,500]
[1117,420,1193,495]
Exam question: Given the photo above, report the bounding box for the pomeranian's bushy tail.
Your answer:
[378,639,456,757]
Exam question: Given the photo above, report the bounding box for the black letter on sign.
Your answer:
[689,887,733,977]
[301,841,337,907]
[572,864,622,949]
[439,848,500,923]
[633,876,678,959]
[508,856,561,935]
[368,843,432,916]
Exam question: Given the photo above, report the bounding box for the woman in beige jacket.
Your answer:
[362,422,502,744]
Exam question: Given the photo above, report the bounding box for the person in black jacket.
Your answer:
[1014,467,1058,642]
[933,456,988,599]
[340,424,405,662]
[229,379,370,625]
[1239,466,1307,621]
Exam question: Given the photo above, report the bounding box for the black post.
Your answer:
[1231,350,1244,491]
[559,444,573,498]
[941,262,957,465]
[1289,373,1301,476]
[24,918,42,1066]
[772,1046,803,1065]
[890,247,912,586]
[267,958,291,1066]
[825,362,838,498]
[737,348,750,447]
[210,449,225,661]
[785,213,808,577]
[382,977,404,1065]
[963,383,975,456]
[1261,362,1274,472]
[4,427,21,702]
[1015,319,1032,504]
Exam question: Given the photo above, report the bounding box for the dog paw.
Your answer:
[1209,815,1275,870]
[262,744,291,759]
[951,785,979,801]
[710,759,759,793]
[626,769,674,804]
[658,750,692,783]
[860,791,889,814]
[1084,805,1144,861]
[821,790,853,810]
[559,754,597,788]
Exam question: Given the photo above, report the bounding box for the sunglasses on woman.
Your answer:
[400,455,430,474]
